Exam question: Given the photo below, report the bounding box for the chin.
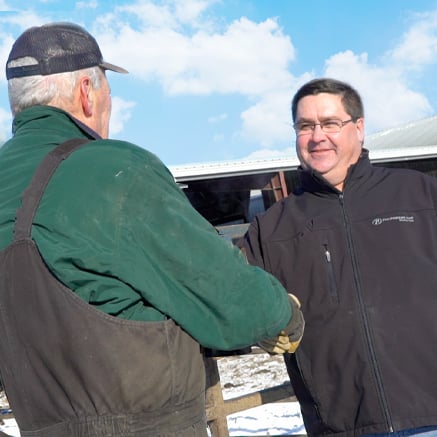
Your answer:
[309,163,335,175]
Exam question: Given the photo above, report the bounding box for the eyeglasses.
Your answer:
[293,118,357,135]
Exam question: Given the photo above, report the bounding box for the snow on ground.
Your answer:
[0,351,306,436]
[227,402,304,436]
[0,390,19,437]
[217,352,305,436]
[0,418,20,437]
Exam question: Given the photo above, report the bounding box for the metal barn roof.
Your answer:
[169,115,437,182]
[366,115,437,150]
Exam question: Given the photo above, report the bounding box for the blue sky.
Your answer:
[2,0,437,165]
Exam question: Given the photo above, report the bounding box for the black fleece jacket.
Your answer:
[240,149,437,437]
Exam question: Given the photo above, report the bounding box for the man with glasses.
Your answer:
[239,78,437,437]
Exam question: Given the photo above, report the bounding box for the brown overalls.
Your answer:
[0,139,207,436]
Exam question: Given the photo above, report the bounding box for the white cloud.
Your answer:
[239,7,437,149]
[321,10,437,136]
[0,106,12,144]
[2,1,437,156]
[0,10,48,31]
[172,0,220,29]
[109,2,178,29]
[93,3,299,149]
[104,0,219,31]
[240,90,293,147]
[0,33,15,82]
[238,71,315,147]
[109,96,136,136]
[166,17,295,96]
[0,10,52,83]
[387,10,437,69]
[324,49,432,134]
[76,1,98,10]
[94,6,296,96]
[208,113,227,123]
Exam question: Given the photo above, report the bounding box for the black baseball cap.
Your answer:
[6,22,128,80]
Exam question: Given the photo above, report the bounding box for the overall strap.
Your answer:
[14,138,90,241]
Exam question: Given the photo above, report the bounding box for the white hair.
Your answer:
[7,57,103,116]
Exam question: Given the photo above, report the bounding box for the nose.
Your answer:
[310,123,326,141]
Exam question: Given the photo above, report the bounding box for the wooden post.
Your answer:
[205,356,230,437]
[205,351,302,437]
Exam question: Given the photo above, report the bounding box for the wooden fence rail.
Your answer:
[205,351,306,437]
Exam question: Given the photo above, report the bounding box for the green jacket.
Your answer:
[0,105,291,350]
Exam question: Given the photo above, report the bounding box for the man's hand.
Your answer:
[258,293,305,354]
[257,331,296,354]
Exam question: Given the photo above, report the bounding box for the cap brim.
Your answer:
[100,61,128,74]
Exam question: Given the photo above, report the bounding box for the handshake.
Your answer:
[258,293,305,354]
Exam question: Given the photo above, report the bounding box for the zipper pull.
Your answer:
[324,245,331,262]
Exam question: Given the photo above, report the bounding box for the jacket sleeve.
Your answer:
[116,151,292,351]
[237,217,267,270]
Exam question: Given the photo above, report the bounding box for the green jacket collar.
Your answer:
[12,105,101,140]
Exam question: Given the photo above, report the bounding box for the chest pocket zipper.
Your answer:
[323,243,339,303]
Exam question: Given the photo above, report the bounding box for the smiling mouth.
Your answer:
[310,148,333,155]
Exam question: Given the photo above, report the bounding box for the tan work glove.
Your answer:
[258,293,305,354]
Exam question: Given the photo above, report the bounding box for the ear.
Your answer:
[356,117,365,144]
[79,76,93,117]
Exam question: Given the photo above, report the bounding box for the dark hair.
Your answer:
[291,78,364,122]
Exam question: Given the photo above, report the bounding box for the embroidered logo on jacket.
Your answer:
[372,216,415,226]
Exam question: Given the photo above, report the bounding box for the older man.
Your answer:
[0,22,304,436]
